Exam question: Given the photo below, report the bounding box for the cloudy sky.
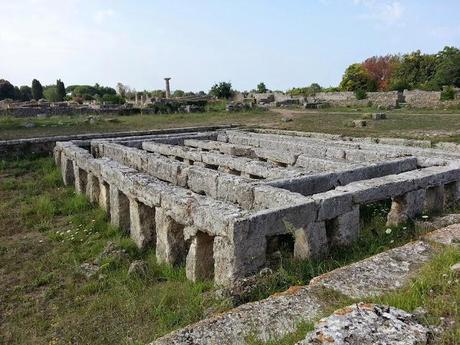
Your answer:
[1,0,459,92]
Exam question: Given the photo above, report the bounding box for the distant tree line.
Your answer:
[339,46,460,96]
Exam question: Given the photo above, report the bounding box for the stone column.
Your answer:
[73,163,87,195]
[109,186,130,232]
[164,78,171,99]
[444,181,460,209]
[387,190,425,226]
[327,206,360,247]
[155,207,186,265]
[129,199,156,249]
[186,231,215,282]
[61,156,75,186]
[424,185,445,214]
[213,236,236,286]
[86,173,100,204]
[294,222,328,259]
[98,179,110,213]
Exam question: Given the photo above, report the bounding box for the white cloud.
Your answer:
[352,0,405,27]
[93,9,115,25]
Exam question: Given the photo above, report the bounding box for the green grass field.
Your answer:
[1,106,460,344]
[1,106,460,143]
[1,157,458,344]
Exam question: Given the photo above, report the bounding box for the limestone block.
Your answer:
[313,190,353,221]
[187,167,219,197]
[86,173,100,204]
[186,232,215,282]
[294,221,328,259]
[73,163,88,194]
[213,236,236,286]
[444,181,460,208]
[61,156,75,186]
[109,186,130,232]
[253,185,310,210]
[387,189,425,226]
[155,207,187,266]
[333,206,360,246]
[129,199,155,249]
[216,174,254,209]
[423,185,445,214]
[98,179,110,212]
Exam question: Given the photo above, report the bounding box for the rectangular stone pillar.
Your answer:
[61,156,75,186]
[73,163,87,194]
[98,179,110,212]
[326,206,360,247]
[213,236,236,286]
[424,185,445,214]
[387,189,425,226]
[186,231,215,282]
[86,173,100,204]
[129,199,155,249]
[294,221,328,259]
[444,181,460,209]
[155,207,186,265]
[109,186,130,232]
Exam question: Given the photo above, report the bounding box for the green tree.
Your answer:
[172,90,185,98]
[0,79,16,100]
[340,64,377,92]
[19,86,32,101]
[390,50,437,90]
[431,46,460,88]
[56,79,66,101]
[209,82,233,99]
[257,82,268,93]
[43,86,60,102]
[31,79,43,100]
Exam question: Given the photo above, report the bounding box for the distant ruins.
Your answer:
[54,128,460,286]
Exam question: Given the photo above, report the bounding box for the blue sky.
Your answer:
[1,0,459,92]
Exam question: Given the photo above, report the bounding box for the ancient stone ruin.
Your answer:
[53,129,460,286]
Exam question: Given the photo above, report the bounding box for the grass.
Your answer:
[1,157,458,344]
[0,157,227,345]
[2,106,460,143]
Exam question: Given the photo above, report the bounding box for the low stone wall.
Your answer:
[0,125,236,159]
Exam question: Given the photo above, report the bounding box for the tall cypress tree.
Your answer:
[31,79,43,100]
[56,79,66,101]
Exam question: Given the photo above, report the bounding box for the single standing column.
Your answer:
[164,78,171,98]
[129,199,156,249]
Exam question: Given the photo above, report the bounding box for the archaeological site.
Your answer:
[53,128,460,286]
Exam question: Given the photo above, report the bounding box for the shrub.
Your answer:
[355,89,367,100]
[441,87,455,101]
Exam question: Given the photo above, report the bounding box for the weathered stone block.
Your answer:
[130,199,155,249]
[294,221,328,259]
[109,186,130,232]
[186,231,215,282]
[387,189,425,226]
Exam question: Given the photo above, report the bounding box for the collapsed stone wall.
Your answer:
[53,129,460,287]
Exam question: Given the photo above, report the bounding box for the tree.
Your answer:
[390,50,437,90]
[19,86,32,101]
[0,79,16,100]
[209,82,233,99]
[116,82,131,98]
[56,79,66,101]
[257,82,268,93]
[340,63,377,92]
[431,46,460,88]
[362,55,400,91]
[31,79,43,100]
[43,86,60,102]
[172,90,185,98]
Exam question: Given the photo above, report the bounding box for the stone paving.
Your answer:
[54,129,460,286]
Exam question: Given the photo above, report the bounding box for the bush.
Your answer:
[102,94,125,104]
[441,87,455,101]
[209,82,233,99]
[355,89,367,100]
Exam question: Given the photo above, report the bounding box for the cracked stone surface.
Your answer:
[297,303,432,345]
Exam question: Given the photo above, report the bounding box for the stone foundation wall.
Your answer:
[53,129,460,287]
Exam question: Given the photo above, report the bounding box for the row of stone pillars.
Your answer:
[61,155,215,282]
[293,182,459,260]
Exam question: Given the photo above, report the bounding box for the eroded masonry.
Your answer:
[53,129,460,285]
